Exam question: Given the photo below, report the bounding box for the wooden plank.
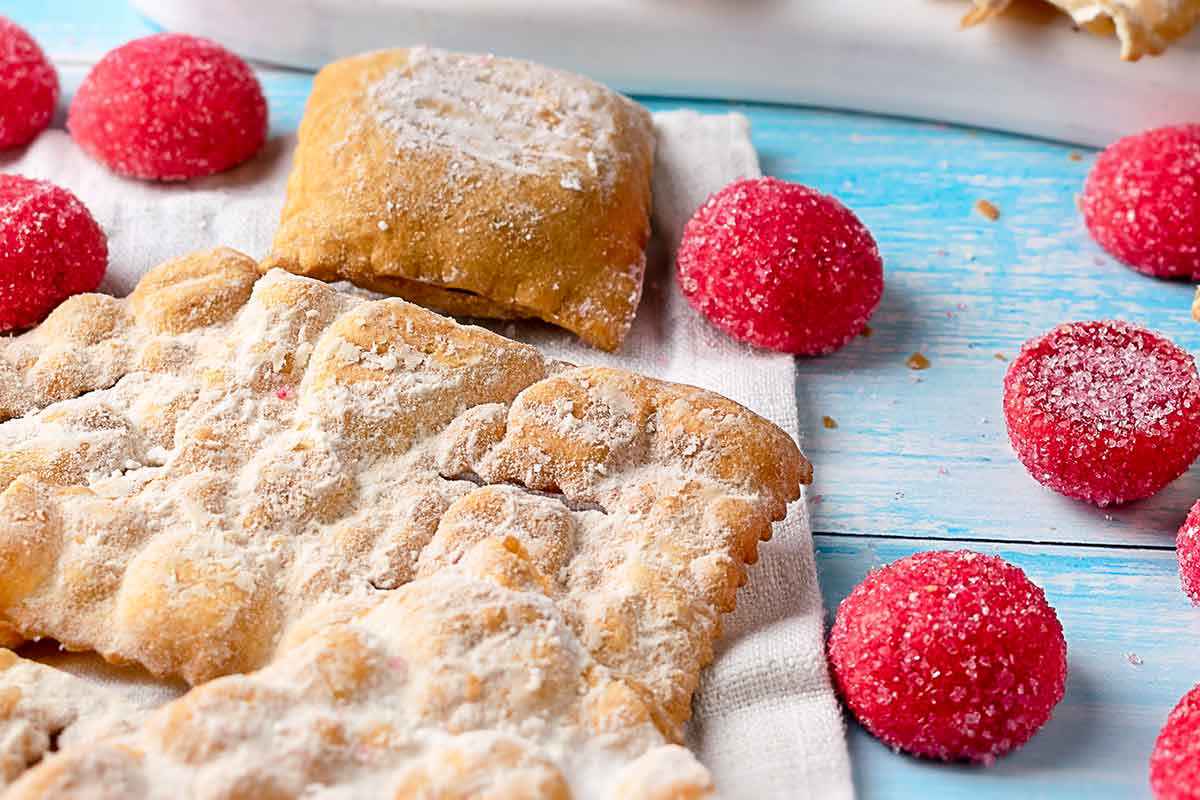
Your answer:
[763,107,1200,547]
[815,534,1197,799]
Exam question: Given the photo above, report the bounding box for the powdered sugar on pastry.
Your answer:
[265,48,655,351]
[4,540,716,799]
[0,649,144,791]
[0,249,808,786]
[369,46,618,182]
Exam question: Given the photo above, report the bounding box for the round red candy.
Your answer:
[676,176,883,356]
[1081,125,1200,280]
[1151,683,1200,799]
[829,550,1067,763]
[0,174,107,332]
[1003,321,1200,507]
[1177,501,1200,604]
[0,16,58,149]
[68,33,267,181]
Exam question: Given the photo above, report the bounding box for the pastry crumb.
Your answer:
[974,199,1001,221]
[994,352,1008,362]
[1068,152,1083,162]
[906,352,931,370]
[822,415,838,430]
[860,324,873,338]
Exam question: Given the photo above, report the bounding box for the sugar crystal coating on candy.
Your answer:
[1151,683,1200,800]
[68,33,267,181]
[1081,125,1200,279]
[1177,501,1200,604]
[0,16,58,150]
[676,176,883,355]
[0,174,107,332]
[828,550,1067,763]
[1003,320,1200,506]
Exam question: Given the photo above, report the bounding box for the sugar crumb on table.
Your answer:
[906,352,931,370]
[974,199,1001,221]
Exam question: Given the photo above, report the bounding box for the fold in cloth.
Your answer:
[1,110,852,799]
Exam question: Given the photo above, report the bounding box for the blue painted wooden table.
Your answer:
[11,2,1199,797]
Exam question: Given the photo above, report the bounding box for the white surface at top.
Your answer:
[133,0,1200,147]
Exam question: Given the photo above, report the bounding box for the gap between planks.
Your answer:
[813,529,1175,553]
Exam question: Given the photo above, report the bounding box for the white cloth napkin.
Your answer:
[1,111,852,799]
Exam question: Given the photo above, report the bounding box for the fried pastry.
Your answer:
[263,47,656,352]
[0,649,143,791]
[5,539,717,799]
[0,249,807,746]
[963,0,1200,60]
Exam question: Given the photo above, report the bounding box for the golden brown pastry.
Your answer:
[963,0,1200,59]
[264,47,656,352]
[4,541,717,799]
[0,249,807,780]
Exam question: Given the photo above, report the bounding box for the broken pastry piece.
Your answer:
[963,0,1200,60]
[0,650,145,791]
[264,46,656,351]
[0,249,807,758]
[5,540,715,799]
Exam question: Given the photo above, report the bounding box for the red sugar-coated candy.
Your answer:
[1081,125,1200,279]
[828,550,1067,763]
[0,174,107,332]
[676,176,883,355]
[68,33,267,181]
[1151,683,1200,799]
[1003,321,1200,506]
[0,16,58,149]
[1177,501,1200,604]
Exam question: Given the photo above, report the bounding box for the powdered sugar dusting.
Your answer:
[0,251,805,794]
[0,649,146,790]
[368,47,616,182]
[3,546,716,799]
[269,47,654,351]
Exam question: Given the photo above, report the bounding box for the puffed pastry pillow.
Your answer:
[265,46,656,352]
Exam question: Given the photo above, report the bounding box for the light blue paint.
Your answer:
[10,1,1200,796]
[816,537,1196,799]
